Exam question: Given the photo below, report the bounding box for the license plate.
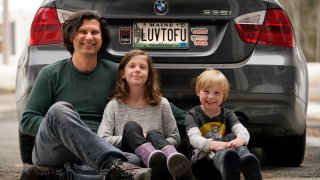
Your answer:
[133,22,189,49]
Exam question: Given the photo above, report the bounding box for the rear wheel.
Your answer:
[262,128,306,166]
[19,130,35,164]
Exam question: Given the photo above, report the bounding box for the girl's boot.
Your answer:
[161,145,194,180]
[213,148,241,180]
[135,142,171,180]
[236,146,262,180]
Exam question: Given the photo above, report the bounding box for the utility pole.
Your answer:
[2,0,9,64]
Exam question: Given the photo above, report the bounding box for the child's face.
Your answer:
[197,86,224,111]
[122,55,149,87]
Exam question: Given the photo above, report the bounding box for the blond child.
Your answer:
[185,69,262,180]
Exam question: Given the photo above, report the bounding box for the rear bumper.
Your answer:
[226,94,307,139]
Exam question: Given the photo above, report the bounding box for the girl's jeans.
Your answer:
[121,121,171,152]
[32,101,135,171]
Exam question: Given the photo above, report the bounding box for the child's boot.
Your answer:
[135,142,170,180]
[161,145,194,180]
[237,146,262,180]
[213,149,241,180]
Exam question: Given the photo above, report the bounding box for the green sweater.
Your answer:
[21,58,118,136]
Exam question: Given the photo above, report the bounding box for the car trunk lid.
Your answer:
[54,0,268,63]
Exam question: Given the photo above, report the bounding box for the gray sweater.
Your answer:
[97,97,181,148]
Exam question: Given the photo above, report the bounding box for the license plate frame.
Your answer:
[133,22,189,49]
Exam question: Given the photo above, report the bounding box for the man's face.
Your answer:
[73,19,102,57]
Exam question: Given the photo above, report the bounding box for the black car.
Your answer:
[16,0,308,167]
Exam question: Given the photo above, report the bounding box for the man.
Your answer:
[20,10,151,180]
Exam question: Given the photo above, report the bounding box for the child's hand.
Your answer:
[226,137,245,149]
[209,140,228,151]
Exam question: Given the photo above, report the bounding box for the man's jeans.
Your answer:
[32,101,140,172]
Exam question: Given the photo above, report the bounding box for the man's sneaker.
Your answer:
[102,160,152,180]
[20,163,66,180]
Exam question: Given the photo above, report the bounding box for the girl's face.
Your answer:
[197,86,224,112]
[122,55,149,87]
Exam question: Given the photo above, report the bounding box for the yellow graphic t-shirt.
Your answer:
[200,120,226,138]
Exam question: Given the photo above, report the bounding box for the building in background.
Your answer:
[0,11,34,65]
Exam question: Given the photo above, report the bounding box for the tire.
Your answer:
[262,128,306,166]
[19,130,35,164]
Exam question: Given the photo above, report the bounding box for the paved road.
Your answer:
[0,93,21,180]
[1,93,320,179]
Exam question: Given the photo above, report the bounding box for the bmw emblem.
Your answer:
[154,0,168,15]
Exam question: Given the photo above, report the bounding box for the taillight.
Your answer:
[258,9,295,47]
[30,8,63,46]
[234,11,265,44]
[235,9,295,47]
